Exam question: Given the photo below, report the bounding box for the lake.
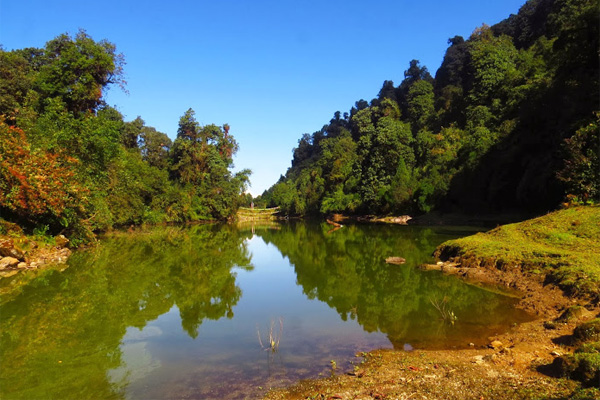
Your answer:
[0,221,531,399]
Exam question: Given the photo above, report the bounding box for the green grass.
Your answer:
[435,206,600,300]
[236,206,281,220]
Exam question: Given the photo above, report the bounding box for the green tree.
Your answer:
[558,113,600,204]
[406,80,435,132]
[140,125,172,170]
[36,30,125,114]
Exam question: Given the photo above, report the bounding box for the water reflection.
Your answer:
[0,224,252,400]
[0,222,530,400]
[256,222,530,348]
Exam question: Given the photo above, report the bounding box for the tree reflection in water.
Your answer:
[0,224,252,400]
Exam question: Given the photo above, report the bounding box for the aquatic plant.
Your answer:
[257,317,284,352]
[429,296,458,326]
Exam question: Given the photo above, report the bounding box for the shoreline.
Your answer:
[2,210,597,398]
[265,257,599,399]
[264,207,600,399]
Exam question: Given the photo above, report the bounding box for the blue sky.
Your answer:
[1,0,526,196]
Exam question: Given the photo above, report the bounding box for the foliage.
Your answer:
[558,113,600,204]
[0,122,88,232]
[35,30,125,115]
[264,0,599,217]
[554,319,600,388]
[0,32,251,241]
[0,224,252,399]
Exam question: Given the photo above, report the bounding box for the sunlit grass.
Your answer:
[436,206,600,300]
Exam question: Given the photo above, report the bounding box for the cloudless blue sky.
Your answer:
[1,0,526,195]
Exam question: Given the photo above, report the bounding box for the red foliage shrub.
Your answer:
[0,121,88,223]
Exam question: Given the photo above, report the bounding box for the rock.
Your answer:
[17,262,27,269]
[386,257,406,265]
[551,350,562,357]
[572,319,600,343]
[0,239,25,261]
[393,215,412,224]
[441,265,460,274]
[472,355,485,364]
[55,235,69,248]
[489,340,503,349]
[469,343,475,347]
[420,264,442,271]
[500,347,512,355]
[347,368,365,377]
[0,270,19,278]
[0,256,20,268]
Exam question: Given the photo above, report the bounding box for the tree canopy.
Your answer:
[0,31,251,242]
[262,0,599,216]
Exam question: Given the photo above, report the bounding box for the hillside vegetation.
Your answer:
[261,0,599,217]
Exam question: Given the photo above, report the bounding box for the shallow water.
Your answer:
[0,222,531,399]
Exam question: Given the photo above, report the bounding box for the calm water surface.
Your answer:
[0,222,531,399]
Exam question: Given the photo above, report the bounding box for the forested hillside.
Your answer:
[261,0,599,216]
[0,31,250,243]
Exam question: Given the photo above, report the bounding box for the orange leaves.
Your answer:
[0,121,88,221]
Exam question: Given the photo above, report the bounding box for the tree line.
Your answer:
[259,0,599,216]
[0,30,250,244]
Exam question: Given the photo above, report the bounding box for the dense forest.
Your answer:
[260,0,599,216]
[0,31,250,244]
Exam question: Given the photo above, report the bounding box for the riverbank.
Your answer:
[265,206,600,399]
[0,221,73,279]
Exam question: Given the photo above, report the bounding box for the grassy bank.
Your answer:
[435,206,600,301]
[236,206,281,221]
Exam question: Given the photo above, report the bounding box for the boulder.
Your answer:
[392,215,412,224]
[0,239,25,260]
[0,257,20,269]
[489,340,503,349]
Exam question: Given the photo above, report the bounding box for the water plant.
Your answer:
[257,317,284,352]
[429,296,458,326]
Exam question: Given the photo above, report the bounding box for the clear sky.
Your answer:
[1,0,526,196]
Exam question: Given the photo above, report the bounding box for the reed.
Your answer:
[257,317,284,352]
[429,296,457,326]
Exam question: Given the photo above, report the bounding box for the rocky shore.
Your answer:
[0,235,72,278]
